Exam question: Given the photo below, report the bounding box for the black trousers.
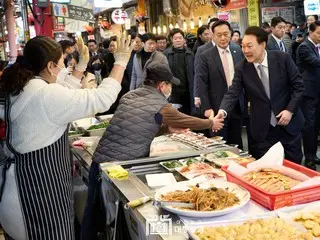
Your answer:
[301,96,319,160]
[250,125,303,164]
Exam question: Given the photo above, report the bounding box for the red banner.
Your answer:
[224,0,247,11]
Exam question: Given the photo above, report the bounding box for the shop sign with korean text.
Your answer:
[68,5,95,23]
[52,4,94,23]
[111,9,129,24]
[247,0,259,27]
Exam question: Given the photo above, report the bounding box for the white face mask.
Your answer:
[54,64,68,84]
[162,88,172,99]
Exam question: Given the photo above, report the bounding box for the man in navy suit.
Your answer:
[296,21,320,170]
[194,18,219,108]
[196,20,245,148]
[217,26,305,164]
[267,17,288,53]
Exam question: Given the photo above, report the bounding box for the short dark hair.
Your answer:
[141,33,156,43]
[170,28,185,38]
[59,40,74,53]
[155,35,167,42]
[245,26,269,44]
[232,30,241,37]
[209,17,219,25]
[292,23,297,28]
[308,15,319,21]
[271,16,286,27]
[309,20,320,32]
[211,20,232,33]
[88,39,97,45]
[261,22,270,29]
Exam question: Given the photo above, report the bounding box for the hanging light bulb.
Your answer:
[152,26,157,34]
[190,19,195,29]
[198,17,203,27]
[183,20,187,31]
[163,25,167,34]
[175,23,179,29]
[169,23,174,30]
[157,26,162,35]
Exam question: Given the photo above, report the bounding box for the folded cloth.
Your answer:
[106,165,128,179]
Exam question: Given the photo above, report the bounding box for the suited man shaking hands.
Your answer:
[216,26,305,164]
[196,20,244,149]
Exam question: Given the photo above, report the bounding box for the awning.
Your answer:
[94,0,136,12]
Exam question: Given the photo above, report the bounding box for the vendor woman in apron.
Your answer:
[0,34,133,240]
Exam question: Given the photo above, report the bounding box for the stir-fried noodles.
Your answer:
[160,186,239,211]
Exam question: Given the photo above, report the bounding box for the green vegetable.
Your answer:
[163,161,183,168]
[68,131,82,136]
[87,122,109,130]
[186,158,197,165]
[214,151,228,158]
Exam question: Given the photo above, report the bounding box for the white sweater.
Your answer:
[0,77,121,154]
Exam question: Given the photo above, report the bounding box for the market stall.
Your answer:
[69,116,320,240]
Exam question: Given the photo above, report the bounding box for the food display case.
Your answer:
[70,124,320,240]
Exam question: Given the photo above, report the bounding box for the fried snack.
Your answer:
[195,218,313,240]
[242,168,301,193]
[294,211,320,237]
[160,186,239,211]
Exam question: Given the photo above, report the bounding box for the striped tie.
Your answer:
[279,41,285,52]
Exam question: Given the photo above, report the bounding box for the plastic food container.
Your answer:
[221,160,320,210]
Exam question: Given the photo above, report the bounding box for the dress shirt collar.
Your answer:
[308,37,318,48]
[217,45,231,54]
[253,51,268,69]
[272,34,283,44]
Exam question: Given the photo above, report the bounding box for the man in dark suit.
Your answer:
[267,17,288,53]
[197,20,245,148]
[296,21,320,170]
[216,26,305,164]
[194,18,219,108]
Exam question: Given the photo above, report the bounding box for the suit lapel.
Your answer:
[230,45,238,65]
[245,62,269,100]
[267,52,277,100]
[271,36,280,51]
[306,39,319,57]
[212,47,227,82]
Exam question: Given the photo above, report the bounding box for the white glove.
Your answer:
[75,36,90,72]
[113,32,135,68]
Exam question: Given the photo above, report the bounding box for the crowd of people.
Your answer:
[0,13,319,240]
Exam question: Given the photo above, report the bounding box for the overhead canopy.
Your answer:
[94,0,135,10]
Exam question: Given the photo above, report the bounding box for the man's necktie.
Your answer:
[316,45,320,57]
[279,41,285,52]
[221,49,232,87]
[257,64,277,127]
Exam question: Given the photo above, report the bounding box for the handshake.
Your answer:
[205,109,226,133]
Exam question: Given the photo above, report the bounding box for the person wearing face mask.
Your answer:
[0,34,133,239]
[92,62,224,162]
[56,37,90,89]
[130,33,168,90]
